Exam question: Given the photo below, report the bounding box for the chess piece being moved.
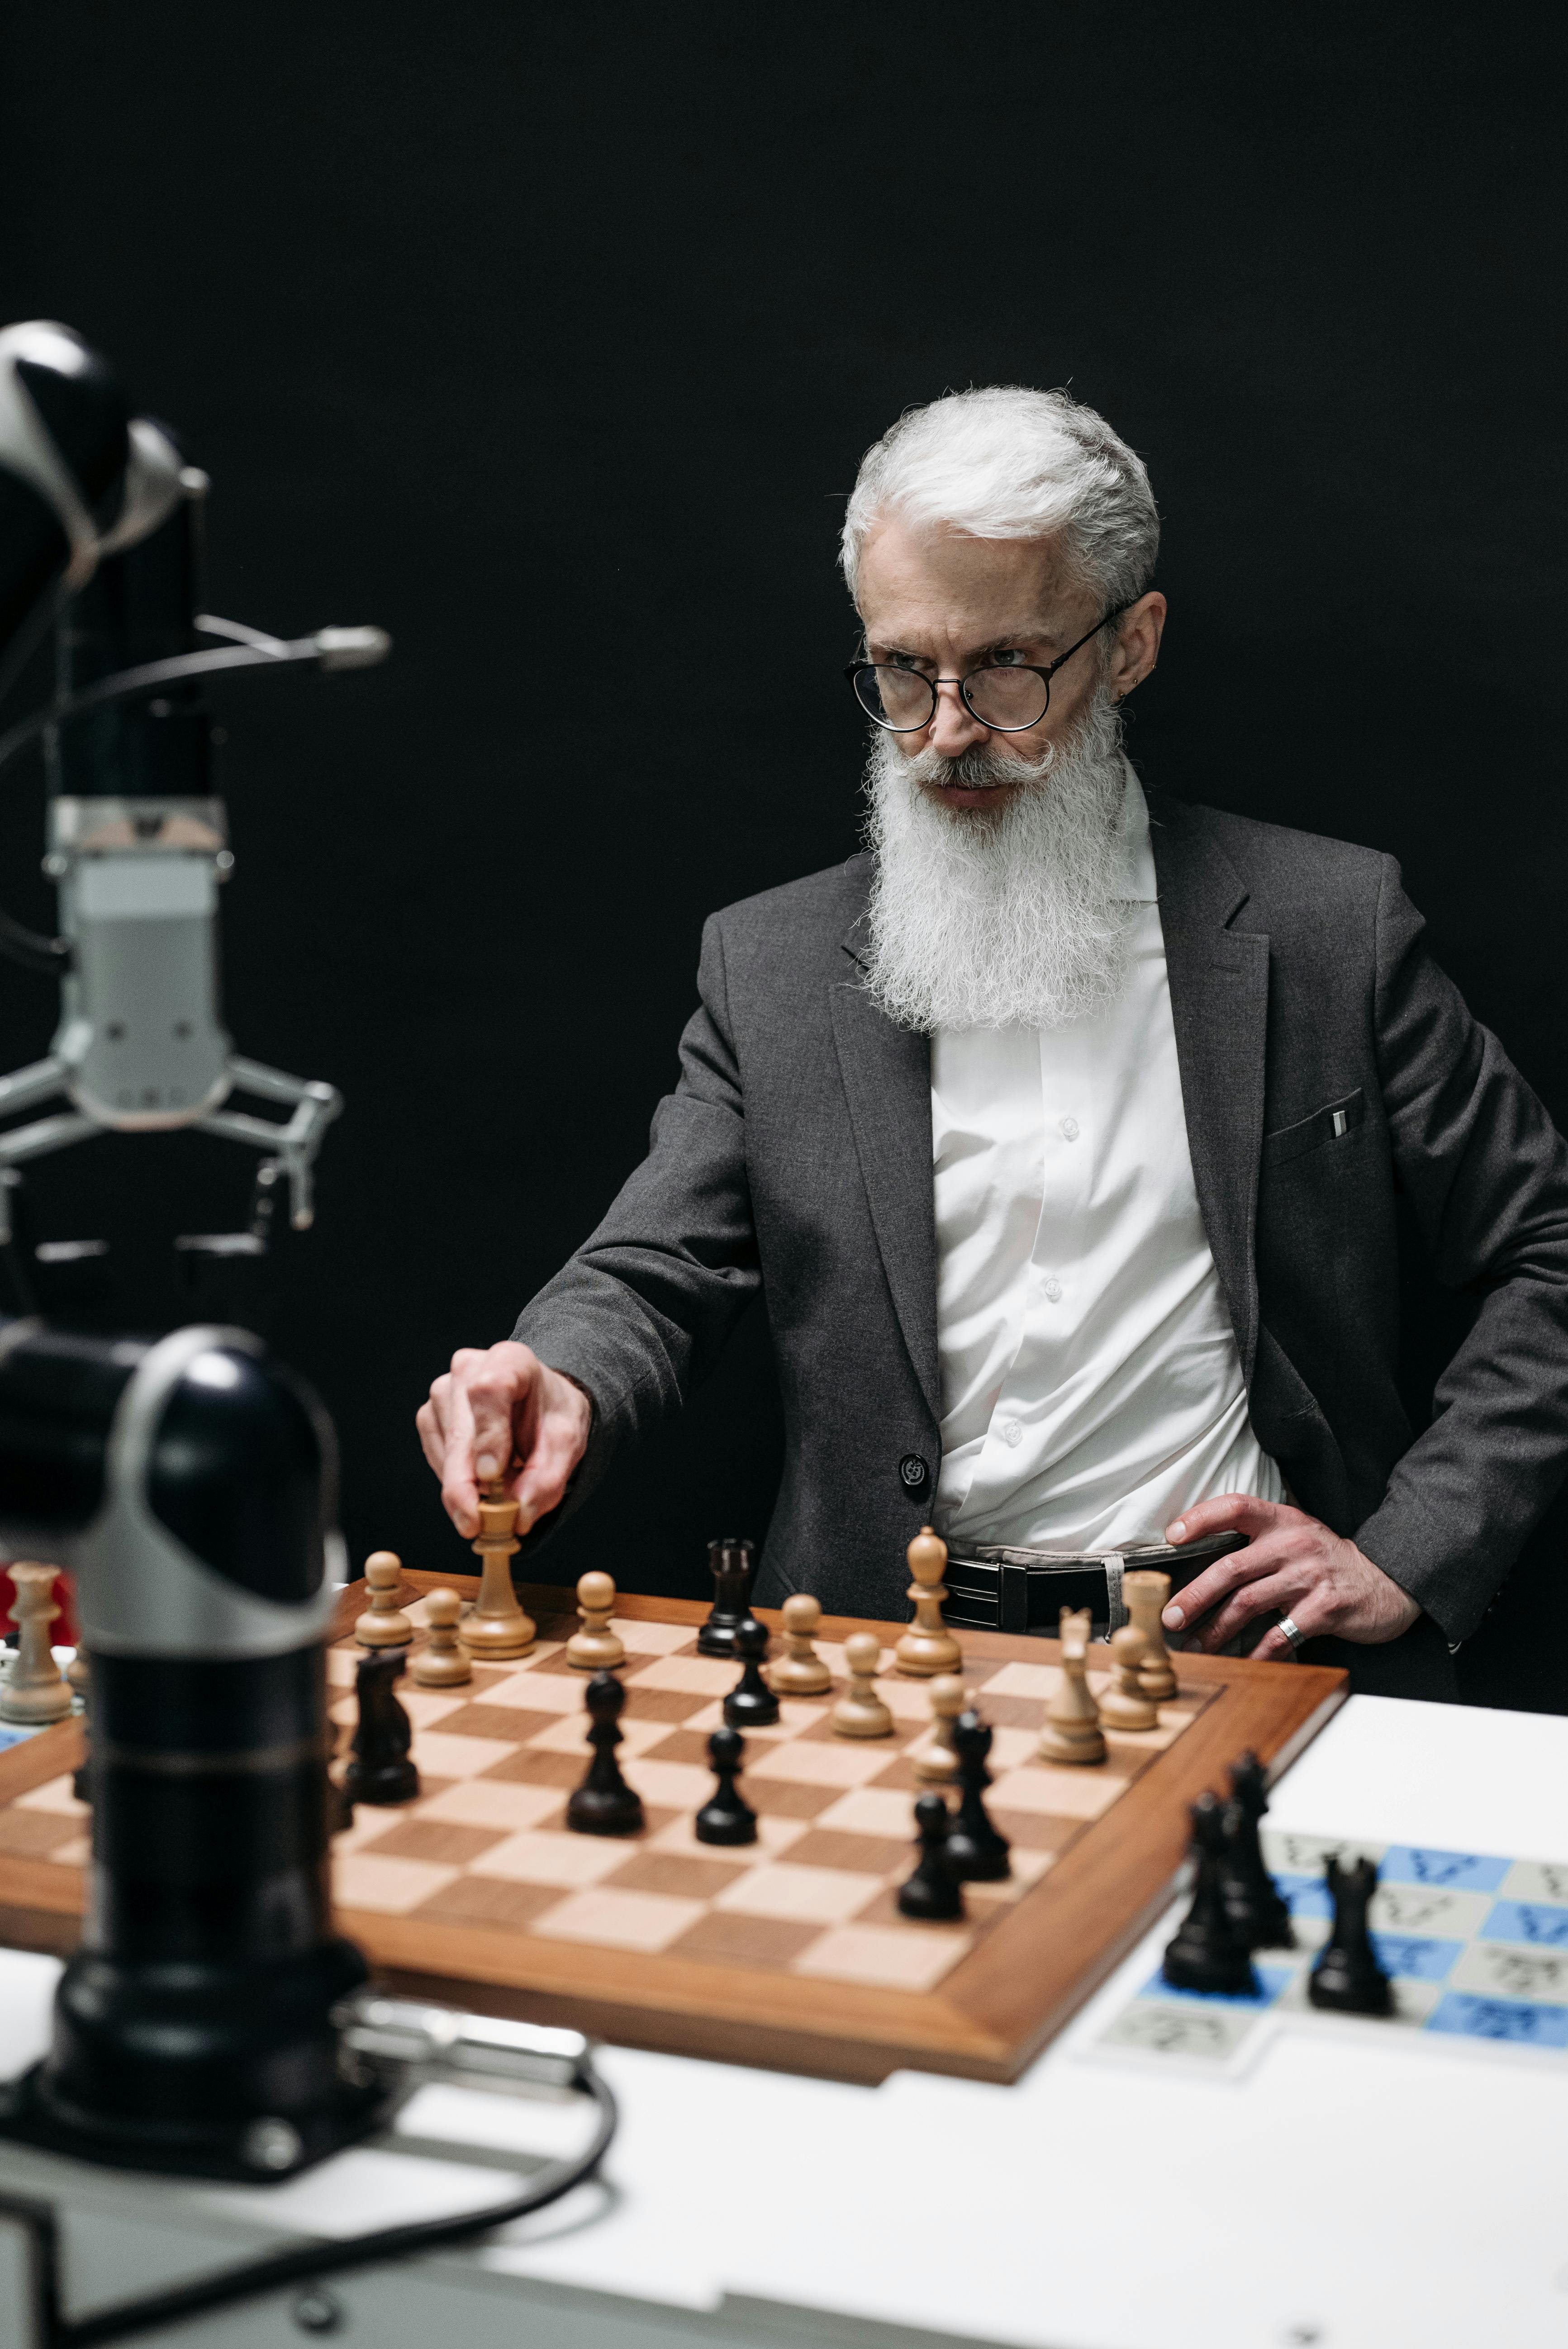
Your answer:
[1098,1622,1159,1731]
[694,1726,757,1845]
[897,1792,965,1921]
[769,1592,831,1695]
[0,1563,72,1725]
[1123,1569,1178,1703]
[355,1551,413,1649]
[465,1482,537,1659]
[566,1572,625,1671]
[1220,1750,1294,1950]
[566,1670,645,1835]
[912,1673,966,1783]
[1161,1792,1258,1996]
[894,1526,962,1677]
[944,1710,1012,1883]
[724,1616,780,1728]
[343,1650,420,1806]
[831,1631,893,1738]
[1037,1606,1107,1765]
[1309,1854,1392,2015]
[411,1588,473,1688]
[697,1535,757,1659]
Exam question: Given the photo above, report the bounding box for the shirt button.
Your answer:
[1000,1418,1022,1447]
[1043,1277,1063,1302]
[1059,1117,1079,1141]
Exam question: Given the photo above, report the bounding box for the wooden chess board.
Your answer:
[0,1574,1345,2084]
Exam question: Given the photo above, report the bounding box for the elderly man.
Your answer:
[420,387,1568,1697]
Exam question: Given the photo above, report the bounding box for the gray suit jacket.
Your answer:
[516,792,1568,1698]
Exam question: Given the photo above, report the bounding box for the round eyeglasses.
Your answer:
[845,606,1127,734]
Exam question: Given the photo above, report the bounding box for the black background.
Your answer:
[0,6,1564,1703]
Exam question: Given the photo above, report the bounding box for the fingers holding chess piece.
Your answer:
[897,1791,965,1921]
[566,1670,645,1836]
[1037,1606,1106,1765]
[769,1593,831,1695]
[466,1483,537,1659]
[355,1551,413,1650]
[566,1572,626,1671]
[411,1588,474,1688]
[894,1526,963,1678]
[724,1617,780,1729]
[912,1673,966,1783]
[694,1725,757,1845]
[1098,1622,1159,1731]
[1122,1569,1178,1703]
[0,1564,72,1725]
[831,1631,893,1738]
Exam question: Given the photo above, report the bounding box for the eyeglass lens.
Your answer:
[852,665,1050,732]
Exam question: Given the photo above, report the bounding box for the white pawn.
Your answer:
[0,1564,72,1726]
[912,1673,965,1783]
[769,1593,832,1695]
[411,1588,473,1688]
[355,1550,413,1648]
[1099,1622,1159,1731]
[831,1631,893,1739]
[1037,1607,1106,1765]
[566,1572,625,1670]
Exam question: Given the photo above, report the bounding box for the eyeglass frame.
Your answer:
[843,604,1130,734]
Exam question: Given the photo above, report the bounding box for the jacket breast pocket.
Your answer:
[1262,1087,1366,1170]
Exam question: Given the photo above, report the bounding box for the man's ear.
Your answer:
[1109,590,1167,700]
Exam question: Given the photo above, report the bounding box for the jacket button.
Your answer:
[899,1453,930,1496]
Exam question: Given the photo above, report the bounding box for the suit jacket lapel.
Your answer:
[831,921,940,1420]
[1150,795,1270,1384]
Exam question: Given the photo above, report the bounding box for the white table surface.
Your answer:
[4,1691,1568,2349]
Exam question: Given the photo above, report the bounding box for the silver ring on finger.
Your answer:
[1277,1614,1304,1655]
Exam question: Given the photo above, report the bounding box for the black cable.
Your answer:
[0,907,70,974]
[53,2064,619,2349]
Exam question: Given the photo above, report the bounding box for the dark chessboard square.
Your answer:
[976,1694,1047,1730]
[746,1779,843,1821]
[788,1828,912,1876]
[411,1875,568,1931]
[988,1808,1083,1854]
[430,1701,562,1742]
[666,1912,823,1969]
[639,1727,715,1767]
[0,1810,83,1859]
[622,1688,713,1726]
[527,1647,593,1679]
[477,1748,584,1789]
[604,1851,751,1900]
[357,1818,509,1867]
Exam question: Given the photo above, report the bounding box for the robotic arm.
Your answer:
[0,320,389,1249]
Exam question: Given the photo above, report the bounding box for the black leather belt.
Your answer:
[943,1532,1248,1637]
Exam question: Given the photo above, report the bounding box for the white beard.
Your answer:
[860,693,1136,1033]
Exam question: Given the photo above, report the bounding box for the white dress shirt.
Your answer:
[931,770,1282,1553]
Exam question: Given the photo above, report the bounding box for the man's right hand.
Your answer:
[417,1341,593,1540]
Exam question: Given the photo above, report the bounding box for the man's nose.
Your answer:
[927,677,989,757]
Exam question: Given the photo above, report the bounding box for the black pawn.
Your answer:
[1220,1751,1294,1950]
[1162,1792,1259,1996]
[694,1726,757,1845]
[566,1669,645,1836]
[698,1535,757,1659]
[897,1793,965,1921]
[943,1710,1011,1883]
[723,1615,779,1729]
[1310,1854,1392,2015]
[343,1649,420,1806]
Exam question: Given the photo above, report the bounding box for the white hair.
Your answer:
[840,385,1159,613]
[860,692,1136,1033]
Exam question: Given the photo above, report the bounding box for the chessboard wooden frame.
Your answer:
[0,1574,1346,2086]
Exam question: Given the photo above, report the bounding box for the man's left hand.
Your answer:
[1160,1495,1421,1659]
